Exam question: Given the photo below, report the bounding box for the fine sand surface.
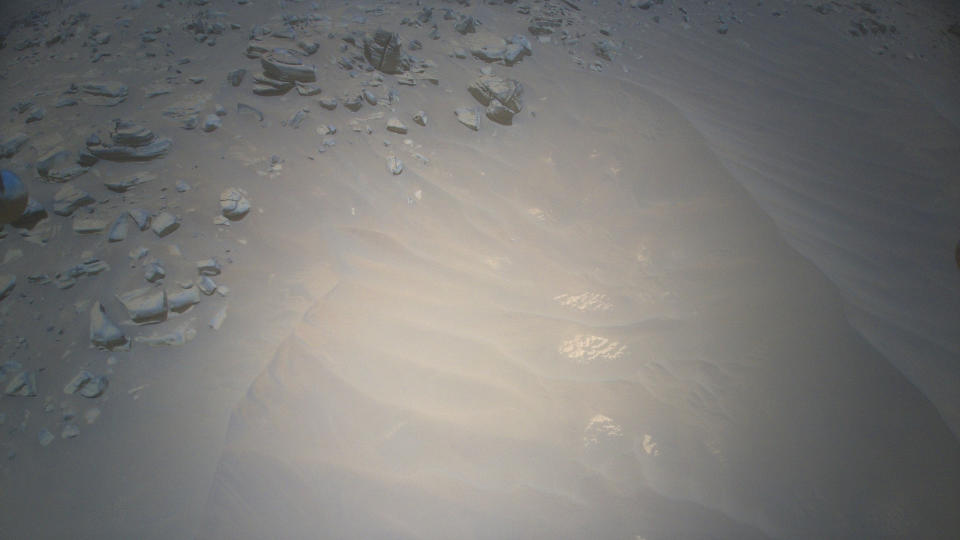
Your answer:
[0,1,958,539]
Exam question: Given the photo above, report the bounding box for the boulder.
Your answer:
[363,29,411,74]
[0,169,29,226]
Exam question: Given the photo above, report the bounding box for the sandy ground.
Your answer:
[0,0,958,538]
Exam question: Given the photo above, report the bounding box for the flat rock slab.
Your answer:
[261,50,316,82]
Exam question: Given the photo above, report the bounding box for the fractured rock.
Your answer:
[220,187,250,220]
[64,371,109,398]
[387,155,404,175]
[363,29,411,74]
[468,75,524,125]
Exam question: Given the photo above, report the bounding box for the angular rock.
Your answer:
[593,39,619,61]
[363,29,410,74]
[89,302,128,349]
[151,212,180,237]
[4,370,37,397]
[387,156,404,175]
[197,258,221,276]
[53,185,94,216]
[295,82,322,96]
[209,306,228,330]
[318,97,338,110]
[36,150,89,182]
[167,286,201,312]
[455,15,477,34]
[227,68,246,86]
[64,371,108,398]
[144,262,165,283]
[455,107,481,131]
[107,215,128,242]
[129,208,151,230]
[413,111,428,126]
[116,286,167,324]
[203,114,221,132]
[386,118,408,134]
[220,187,250,220]
[197,276,217,295]
[468,75,524,125]
[343,95,363,111]
[0,134,28,159]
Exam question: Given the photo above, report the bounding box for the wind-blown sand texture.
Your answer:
[0,0,957,538]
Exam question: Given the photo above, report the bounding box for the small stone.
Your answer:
[61,424,81,439]
[151,212,180,237]
[386,118,408,134]
[362,89,378,105]
[175,180,191,192]
[227,68,246,86]
[387,156,404,175]
[38,429,55,447]
[209,305,227,330]
[144,262,166,283]
[25,107,46,123]
[318,97,338,110]
[413,111,427,126]
[203,114,221,132]
[197,276,217,295]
